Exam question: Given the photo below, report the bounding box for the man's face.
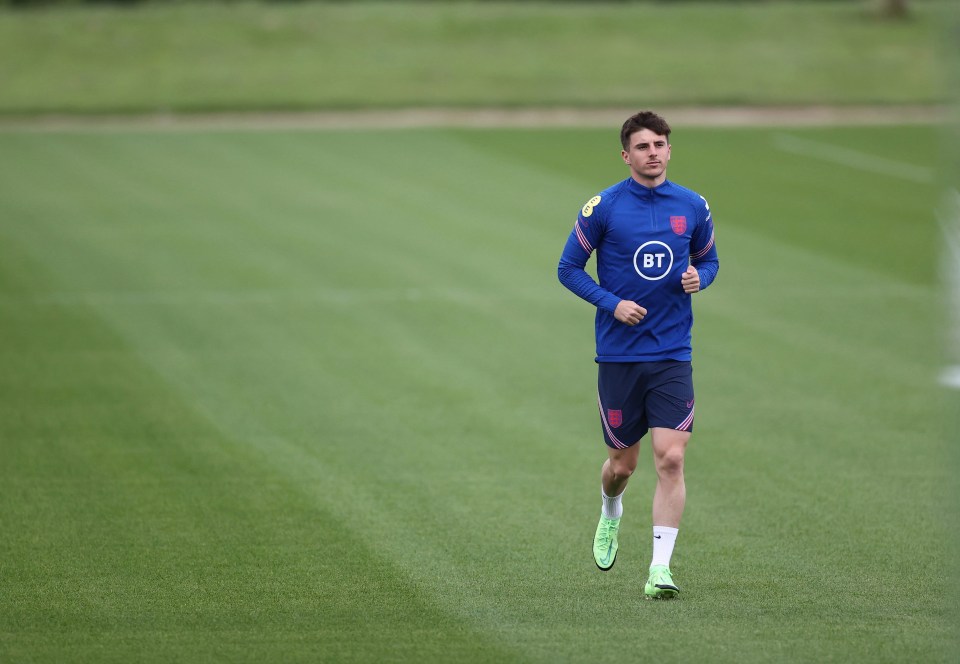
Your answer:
[622,128,671,185]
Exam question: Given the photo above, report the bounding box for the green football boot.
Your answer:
[593,515,620,571]
[644,564,680,599]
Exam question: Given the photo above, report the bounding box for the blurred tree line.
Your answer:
[0,0,913,19]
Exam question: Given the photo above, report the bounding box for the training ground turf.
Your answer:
[0,124,953,662]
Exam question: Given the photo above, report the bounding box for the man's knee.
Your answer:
[609,457,637,481]
[655,447,685,476]
[652,429,689,477]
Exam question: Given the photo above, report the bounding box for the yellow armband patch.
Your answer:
[581,195,602,218]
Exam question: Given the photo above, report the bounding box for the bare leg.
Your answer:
[650,427,690,527]
[601,442,641,498]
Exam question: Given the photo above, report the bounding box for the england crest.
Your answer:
[608,409,623,428]
[670,216,687,235]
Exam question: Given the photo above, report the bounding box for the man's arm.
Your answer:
[557,217,620,313]
[557,220,647,325]
[687,198,719,292]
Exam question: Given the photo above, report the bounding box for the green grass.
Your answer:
[0,123,953,662]
[0,0,948,115]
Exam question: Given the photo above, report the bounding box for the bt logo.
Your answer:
[633,241,674,281]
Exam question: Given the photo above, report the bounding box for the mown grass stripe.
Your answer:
[773,132,935,183]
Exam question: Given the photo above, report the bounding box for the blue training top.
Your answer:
[558,177,719,362]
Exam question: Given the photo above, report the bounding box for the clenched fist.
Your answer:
[681,265,700,293]
[614,300,647,326]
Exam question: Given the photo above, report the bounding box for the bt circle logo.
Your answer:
[633,241,674,281]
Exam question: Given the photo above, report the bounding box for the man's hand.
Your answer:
[681,265,700,294]
[614,300,647,326]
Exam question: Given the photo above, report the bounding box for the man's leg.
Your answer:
[650,427,689,528]
[645,427,690,598]
[594,362,646,570]
[602,441,641,500]
[594,442,641,571]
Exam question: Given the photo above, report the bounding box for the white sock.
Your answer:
[601,487,624,520]
[651,526,679,568]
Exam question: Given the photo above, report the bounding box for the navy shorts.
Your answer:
[597,361,695,449]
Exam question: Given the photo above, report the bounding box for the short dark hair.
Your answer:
[620,111,671,150]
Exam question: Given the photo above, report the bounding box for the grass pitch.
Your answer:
[0,123,952,662]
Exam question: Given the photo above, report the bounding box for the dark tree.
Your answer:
[880,0,909,19]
